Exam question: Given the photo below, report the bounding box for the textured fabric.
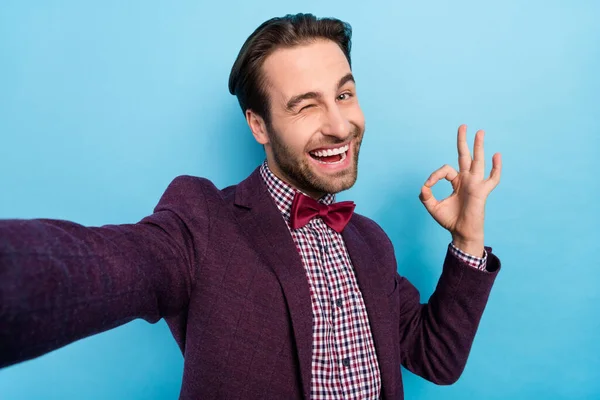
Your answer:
[259,161,490,399]
[260,163,381,399]
[449,242,488,270]
[0,166,502,399]
[290,192,356,233]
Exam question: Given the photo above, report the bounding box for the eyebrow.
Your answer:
[285,73,356,111]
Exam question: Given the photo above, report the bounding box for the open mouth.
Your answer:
[308,143,349,165]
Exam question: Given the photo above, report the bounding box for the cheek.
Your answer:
[273,123,314,154]
[284,118,320,150]
[337,101,365,129]
[348,104,366,129]
[290,130,314,153]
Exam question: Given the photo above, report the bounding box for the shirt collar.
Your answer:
[259,160,335,222]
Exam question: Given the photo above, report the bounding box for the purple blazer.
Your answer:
[0,167,500,399]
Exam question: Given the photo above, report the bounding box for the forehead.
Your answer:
[262,40,352,102]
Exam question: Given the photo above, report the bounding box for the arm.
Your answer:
[395,246,500,384]
[0,176,206,368]
[404,124,502,382]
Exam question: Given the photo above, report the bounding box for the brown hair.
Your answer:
[228,13,353,125]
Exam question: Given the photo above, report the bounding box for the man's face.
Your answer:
[257,40,365,198]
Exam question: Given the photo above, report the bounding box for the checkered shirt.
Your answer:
[259,161,487,399]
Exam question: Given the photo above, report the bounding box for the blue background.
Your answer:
[1,1,599,399]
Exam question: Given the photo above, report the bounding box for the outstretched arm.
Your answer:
[0,176,205,368]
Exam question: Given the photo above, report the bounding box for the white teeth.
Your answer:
[310,144,349,158]
[314,150,347,164]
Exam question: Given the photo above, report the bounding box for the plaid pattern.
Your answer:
[260,161,488,399]
[449,242,488,270]
[261,162,381,399]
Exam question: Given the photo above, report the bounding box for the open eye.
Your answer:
[337,92,353,101]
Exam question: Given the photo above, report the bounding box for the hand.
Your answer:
[419,124,502,256]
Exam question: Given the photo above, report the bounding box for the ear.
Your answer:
[245,109,270,145]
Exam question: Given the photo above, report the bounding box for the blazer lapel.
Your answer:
[342,221,397,400]
[234,168,313,400]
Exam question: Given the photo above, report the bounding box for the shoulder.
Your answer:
[164,174,223,194]
[154,175,229,214]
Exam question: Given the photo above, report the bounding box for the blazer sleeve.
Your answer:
[0,176,207,368]
[395,246,501,385]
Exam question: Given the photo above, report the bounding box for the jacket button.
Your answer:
[336,299,343,307]
[342,357,350,367]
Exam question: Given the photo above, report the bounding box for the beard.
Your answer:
[266,123,364,195]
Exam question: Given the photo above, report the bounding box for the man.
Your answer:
[0,13,502,399]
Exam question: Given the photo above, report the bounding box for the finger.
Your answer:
[457,124,471,172]
[470,129,485,176]
[484,152,502,192]
[419,185,439,214]
[425,164,459,187]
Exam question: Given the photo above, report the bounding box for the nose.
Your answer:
[321,104,350,139]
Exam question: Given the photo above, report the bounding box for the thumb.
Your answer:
[419,185,438,213]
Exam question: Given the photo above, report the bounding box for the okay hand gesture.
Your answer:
[419,125,502,257]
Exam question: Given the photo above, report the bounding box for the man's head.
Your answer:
[229,14,365,198]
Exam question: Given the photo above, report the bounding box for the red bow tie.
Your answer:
[289,192,356,233]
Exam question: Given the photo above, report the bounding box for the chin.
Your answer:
[310,166,358,194]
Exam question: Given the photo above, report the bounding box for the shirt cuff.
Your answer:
[449,242,488,271]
